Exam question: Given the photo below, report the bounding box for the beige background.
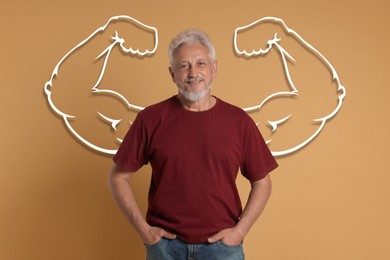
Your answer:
[1,0,389,259]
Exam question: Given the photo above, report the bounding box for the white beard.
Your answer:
[178,84,211,102]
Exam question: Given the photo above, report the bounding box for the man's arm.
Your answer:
[207,174,272,245]
[108,164,176,244]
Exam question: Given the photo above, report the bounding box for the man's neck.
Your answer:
[177,94,216,112]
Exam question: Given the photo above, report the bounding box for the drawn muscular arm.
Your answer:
[235,17,342,111]
[235,17,346,156]
[44,16,158,154]
[45,16,157,114]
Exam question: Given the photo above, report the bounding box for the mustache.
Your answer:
[184,76,204,83]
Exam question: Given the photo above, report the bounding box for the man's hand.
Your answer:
[142,226,177,245]
[207,227,244,246]
[208,175,272,246]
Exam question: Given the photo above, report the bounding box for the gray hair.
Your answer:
[168,29,216,67]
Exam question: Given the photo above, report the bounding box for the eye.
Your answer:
[197,61,206,67]
[178,63,190,71]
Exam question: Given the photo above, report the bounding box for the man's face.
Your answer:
[169,43,217,102]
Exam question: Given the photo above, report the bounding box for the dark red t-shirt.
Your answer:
[113,96,278,243]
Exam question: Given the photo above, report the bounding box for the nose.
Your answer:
[188,64,199,78]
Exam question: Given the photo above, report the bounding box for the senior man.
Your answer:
[108,29,278,260]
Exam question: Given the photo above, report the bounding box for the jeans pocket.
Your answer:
[217,240,242,249]
[144,238,163,248]
[145,238,172,260]
[216,241,245,259]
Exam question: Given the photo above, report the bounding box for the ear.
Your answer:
[212,60,218,79]
[168,66,177,83]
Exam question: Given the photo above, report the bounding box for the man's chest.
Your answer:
[147,115,243,165]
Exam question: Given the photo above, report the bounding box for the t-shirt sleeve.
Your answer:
[240,118,278,181]
[113,114,149,172]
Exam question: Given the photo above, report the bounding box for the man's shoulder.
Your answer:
[216,97,248,117]
[139,95,177,115]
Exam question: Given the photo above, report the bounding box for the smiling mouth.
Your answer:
[188,80,202,85]
[185,77,204,85]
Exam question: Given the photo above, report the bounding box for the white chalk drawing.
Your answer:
[44,15,157,154]
[44,15,346,157]
[234,17,346,156]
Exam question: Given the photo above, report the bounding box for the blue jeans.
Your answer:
[145,238,244,260]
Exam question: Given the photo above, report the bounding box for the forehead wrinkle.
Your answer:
[173,44,211,65]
